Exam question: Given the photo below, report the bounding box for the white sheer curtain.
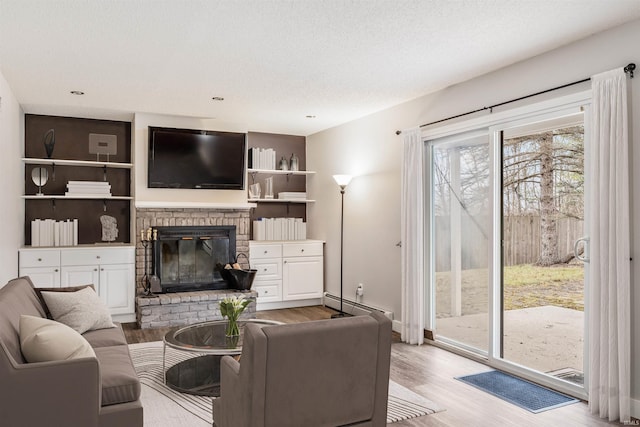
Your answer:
[401,128,425,345]
[588,68,631,423]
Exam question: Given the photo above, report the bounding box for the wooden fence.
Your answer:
[434,215,584,271]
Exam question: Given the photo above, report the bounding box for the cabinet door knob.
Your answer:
[301,249,304,253]
[284,260,287,264]
[100,268,104,271]
[264,290,269,294]
[263,268,267,272]
[96,256,101,259]
[94,268,98,271]
[264,250,268,254]
[54,269,59,272]
[37,258,42,262]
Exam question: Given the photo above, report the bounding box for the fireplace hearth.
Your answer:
[153,226,236,293]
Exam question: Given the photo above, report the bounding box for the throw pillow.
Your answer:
[40,286,115,334]
[35,284,95,319]
[19,315,96,363]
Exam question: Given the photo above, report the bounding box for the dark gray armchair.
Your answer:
[213,312,392,427]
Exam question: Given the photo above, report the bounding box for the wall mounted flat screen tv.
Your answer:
[148,127,246,190]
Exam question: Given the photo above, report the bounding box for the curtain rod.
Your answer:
[395,62,636,135]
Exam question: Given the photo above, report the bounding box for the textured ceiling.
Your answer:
[1,0,640,136]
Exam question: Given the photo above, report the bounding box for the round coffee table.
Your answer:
[163,318,281,397]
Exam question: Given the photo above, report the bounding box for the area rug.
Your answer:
[130,341,443,425]
[456,370,578,413]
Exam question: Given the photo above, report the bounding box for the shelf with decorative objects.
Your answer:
[23,114,133,247]
[247,198,315,203]
[22,158,133,169]
[247,170,315,203]
[247,168,315,176]
[22,195,133,200]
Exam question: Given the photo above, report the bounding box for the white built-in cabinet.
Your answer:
[19,246,135,319]
[250,240,323,310]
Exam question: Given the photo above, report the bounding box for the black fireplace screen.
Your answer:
[153,226,236,292]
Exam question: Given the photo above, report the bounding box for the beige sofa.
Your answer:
[213,311,392,427]
[0,277,142,427]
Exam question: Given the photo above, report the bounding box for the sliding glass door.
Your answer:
[429,131,491,354]
[427,102,588,397]
[500,115,585,387]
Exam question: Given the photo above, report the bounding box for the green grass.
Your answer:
[435,264,585,317]
[503,264,584,311]
[503,264,583,287]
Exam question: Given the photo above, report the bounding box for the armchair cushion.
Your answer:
[19,315,96,363]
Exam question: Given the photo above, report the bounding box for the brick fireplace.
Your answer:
[135,207,251,293]
[135,207,255,328]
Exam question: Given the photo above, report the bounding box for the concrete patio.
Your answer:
[436,305,584,379]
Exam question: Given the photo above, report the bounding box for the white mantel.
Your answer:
[134,201,257,210]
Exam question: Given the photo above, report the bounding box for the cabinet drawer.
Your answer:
[282,242,323,257]
[61,248,134,266]
[253,282,281,303]
[20,250,60,268]
[250,258,282,280]
[250,243,282,259]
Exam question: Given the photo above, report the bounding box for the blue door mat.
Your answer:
[455,370,579,413]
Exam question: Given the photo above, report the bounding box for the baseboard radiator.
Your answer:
[323,292,393,320]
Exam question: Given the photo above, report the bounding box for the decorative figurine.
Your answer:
[289,152,299,171]
[279,156,289,171]
[100,215,118,242]
[31,167,49,196]
[43,129,56,159]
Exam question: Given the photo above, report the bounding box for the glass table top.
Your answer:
[163,318,282,355]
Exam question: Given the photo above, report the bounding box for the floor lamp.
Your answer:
[331,174,353,318]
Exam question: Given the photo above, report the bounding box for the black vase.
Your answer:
[43,129,55,158]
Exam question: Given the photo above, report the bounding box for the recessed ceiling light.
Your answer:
[306,115,316,119]
[70,90,85,95]
[211,96,224,101]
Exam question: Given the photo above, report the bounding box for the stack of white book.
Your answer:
[248,147,276,170]
[65,181,112,198]
[31,219,78,247]
[277,192,307,200]
[252,217,307,241]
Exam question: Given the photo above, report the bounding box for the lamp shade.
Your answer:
[333,174,353,187]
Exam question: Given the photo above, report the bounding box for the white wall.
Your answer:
[0,67,24,286]
[307,18,640,406]
[133,113,249,205]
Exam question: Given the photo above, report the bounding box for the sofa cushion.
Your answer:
[35,284,95,319]
[40,286,115,334]
[19,315,96,363]
[82,323,128,348]
[0,277,47,363]
[94,345,141,406]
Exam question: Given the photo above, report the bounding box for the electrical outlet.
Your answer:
[356,283,364,296]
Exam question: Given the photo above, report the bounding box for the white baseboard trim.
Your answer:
[323,292,393,319]
[323,293,401,332]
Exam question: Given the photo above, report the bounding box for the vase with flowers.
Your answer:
[219,295,250,337]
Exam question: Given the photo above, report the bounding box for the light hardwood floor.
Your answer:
[123,306,619,426]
